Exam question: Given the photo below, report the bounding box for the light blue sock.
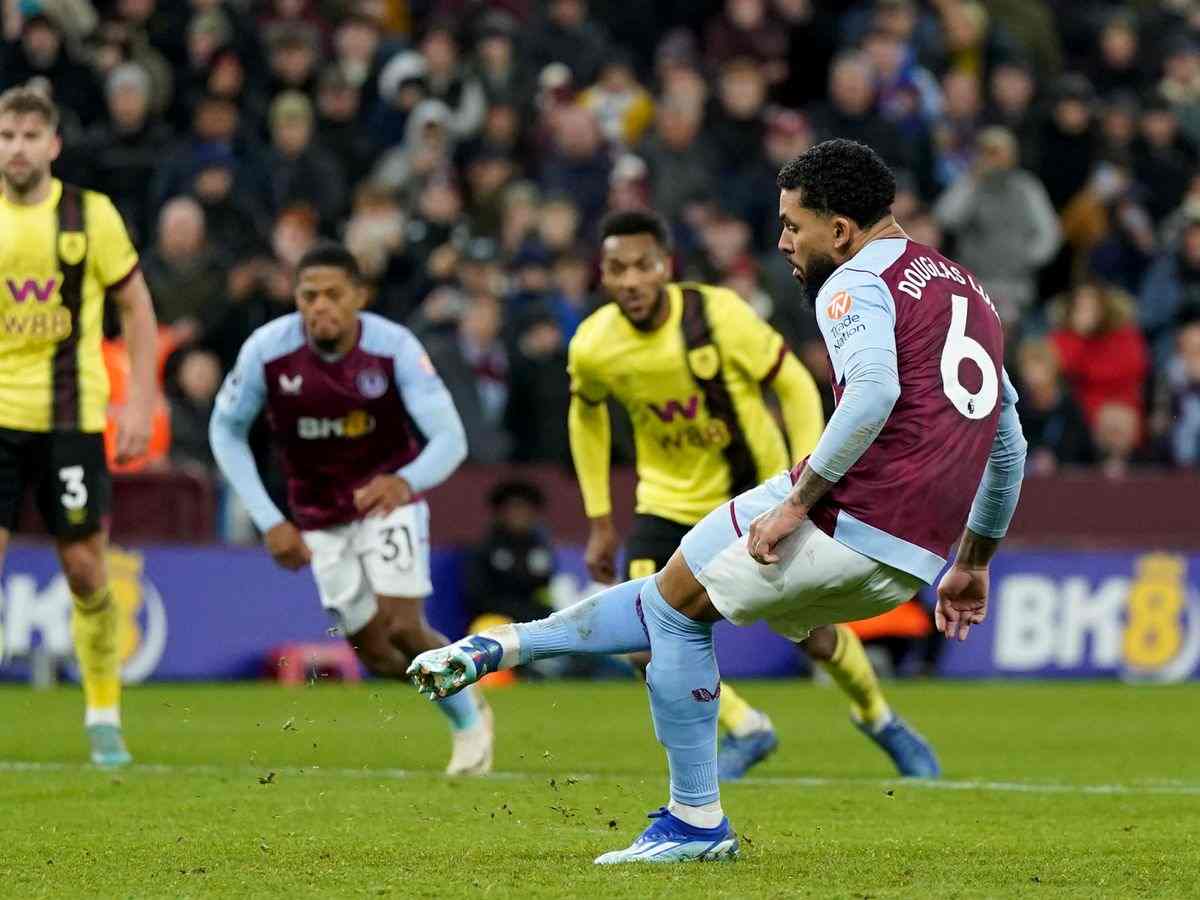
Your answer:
[640,576,720,806]
[434,687,481,732]
[513,577,652,663]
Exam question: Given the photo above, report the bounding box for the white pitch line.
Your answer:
[1,760,1198,797]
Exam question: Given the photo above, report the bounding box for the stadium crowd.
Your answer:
[4,0,1200,487]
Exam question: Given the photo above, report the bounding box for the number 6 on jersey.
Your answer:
[941,294,999,420]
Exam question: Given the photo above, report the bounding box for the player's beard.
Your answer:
[625,288,666,331]
[2,164,46,200]
[801,252,839,298]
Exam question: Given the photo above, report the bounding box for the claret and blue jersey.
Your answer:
[210,311,467,532]
[800,237,1025,584]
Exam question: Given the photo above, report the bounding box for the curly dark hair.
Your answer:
[599,208,673,250]
[776,139,896,228]
[297,240,362,282]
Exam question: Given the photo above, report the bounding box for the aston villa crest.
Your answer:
[356,368,388,399]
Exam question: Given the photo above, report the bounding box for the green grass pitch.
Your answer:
[0,679,1197,898]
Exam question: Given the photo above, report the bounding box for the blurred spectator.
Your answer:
[505,308,571,464]
[538,105,611,234]
[166,347,222,473]
[705,0,789,83]
[497,180,540,256]
[472,11,533,104]
[420,20,486,141]
[372,99,455,197]
[89,16,173,117]
[934,127,1060,324]
[639,96,714,224]
[371,50,430,150]
[1015,338,1095,474]
[838,0,946,75]
[1048,280,1149,432]
[200,47,268,137]
[63,62,172,243]
[934,69,982,187]
[862,25,942,140]
[550,248,595,339]
[423,294,512,463]
[707,57,768,179]
[1093,401,1149,479]
[579,55,655,148]
[1133,92,1198,225]
[1083,163,1157,296]
[1140,212,1200,367]
[189,145,271,261]
[1162,316,1200,467]
[332,13,388,90]
[529,0,611,87]
[1097,92,1140,165]
[314,65,376,188]
[265,22,321,98]
[1087,11,1145,99]
[259,0,330,48]
[463,146,516,238]
[344,182,408,316]
[811,51,933,196]
[141,196,228,338]
[1,11,102,130]
[266,91,347,228]
[1037,74,1098,212]
[271,203,319,270]
[984,59,1039,171]
[462,480,556,628]
[1160,36,1200,147]
[537,196,583,257]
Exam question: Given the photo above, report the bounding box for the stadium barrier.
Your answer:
[1,541,1197,684]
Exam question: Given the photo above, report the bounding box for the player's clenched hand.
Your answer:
[265,522,312,571]
[935,564,989,641]
[114,398,154,464]
[585,518,619,584]
[354,475,413,517]
[747,501,807,565]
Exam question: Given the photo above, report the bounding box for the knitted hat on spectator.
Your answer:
[378,51,428,102]
[189,9,232,47]
[270,91,314,127]
[106,62,151,99]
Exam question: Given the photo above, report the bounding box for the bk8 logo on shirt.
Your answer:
[297,410,377,439]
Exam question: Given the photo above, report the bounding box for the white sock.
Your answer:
[729,709,773,738]
[85,706,120,728]
[852,706,894,735]
[668,798,724,829]
[480,624,522,669]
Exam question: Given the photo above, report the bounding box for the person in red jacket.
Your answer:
[1048,279,1149,435]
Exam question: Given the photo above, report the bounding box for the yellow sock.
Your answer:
[818,625,890,728]
[717,682,768,736]
[71,586,121,717]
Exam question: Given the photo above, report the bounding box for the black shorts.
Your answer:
[623,513,693,580]
[0,428,111,539]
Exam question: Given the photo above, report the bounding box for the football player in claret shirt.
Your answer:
[410,140,1026,863]
[0,87,159,767]
[210,242,493,776]
[567,208,938,781]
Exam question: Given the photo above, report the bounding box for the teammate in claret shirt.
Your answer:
[409,140,1027,863]
[210,241,493,776]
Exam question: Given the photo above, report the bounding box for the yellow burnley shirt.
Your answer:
[0,179,138,433]
[568,283,793,525]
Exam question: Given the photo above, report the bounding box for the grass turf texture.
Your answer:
[0,680,1197,899]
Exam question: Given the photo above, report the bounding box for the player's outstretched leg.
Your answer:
[595,570,737,864]
[407,577,652,699]
[352,598,492,776]
[804,624,939,778]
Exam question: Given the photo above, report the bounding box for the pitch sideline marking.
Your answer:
[0,760,1198,797]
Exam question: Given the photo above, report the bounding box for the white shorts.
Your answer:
[679,473,924,641]
[302,501,433,635]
